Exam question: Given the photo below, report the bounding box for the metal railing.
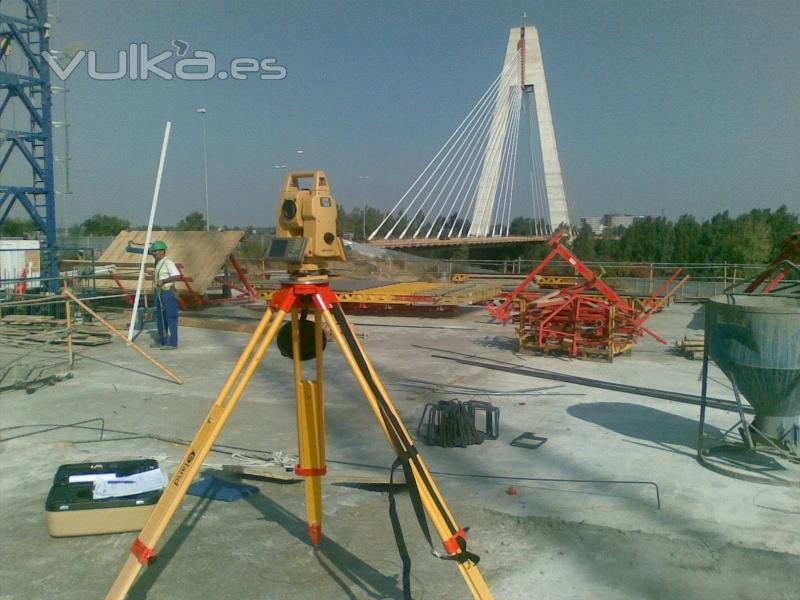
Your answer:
[0,245,98,301]
[437,259,783,299]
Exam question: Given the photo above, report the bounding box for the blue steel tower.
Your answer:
[0,0,59,292]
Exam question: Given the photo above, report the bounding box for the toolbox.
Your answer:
[45,459,164,537]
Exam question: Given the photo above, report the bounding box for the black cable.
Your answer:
[327,458,661,509]
[426,351,751,414]
[332,304,450,599]
[332,304,458,534]
[0,418,106,442]
[1,421,663,508]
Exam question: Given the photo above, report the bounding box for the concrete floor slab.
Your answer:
[1,302,798,599]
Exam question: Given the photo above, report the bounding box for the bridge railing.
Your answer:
[439,259,777,299]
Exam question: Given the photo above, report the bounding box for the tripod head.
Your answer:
[267,170,347,278]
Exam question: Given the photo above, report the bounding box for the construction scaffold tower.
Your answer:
[0,0,59,292]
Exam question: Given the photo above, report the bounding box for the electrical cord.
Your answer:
[0,421,660,508]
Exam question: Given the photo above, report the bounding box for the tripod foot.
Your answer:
[309,524,322,547]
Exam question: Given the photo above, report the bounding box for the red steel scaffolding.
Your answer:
[487,230,690,361]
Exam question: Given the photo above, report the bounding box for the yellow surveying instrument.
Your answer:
[273,170,346,268]
[104,171,494,600]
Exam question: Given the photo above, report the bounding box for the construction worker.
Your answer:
[150,240,181,349]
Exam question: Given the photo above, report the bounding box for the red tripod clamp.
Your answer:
[270,281,339,312]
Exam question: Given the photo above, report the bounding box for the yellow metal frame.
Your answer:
[259,281,501,308]
[104,282,493,600]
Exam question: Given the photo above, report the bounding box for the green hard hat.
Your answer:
[150,240,167,252]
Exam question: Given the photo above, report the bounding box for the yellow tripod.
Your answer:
[104,278,493,600]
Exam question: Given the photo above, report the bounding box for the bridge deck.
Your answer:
[366,235,547,249]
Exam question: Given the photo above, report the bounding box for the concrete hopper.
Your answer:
[706,294,800,451]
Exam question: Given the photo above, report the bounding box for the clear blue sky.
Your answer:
[36,0,800,227]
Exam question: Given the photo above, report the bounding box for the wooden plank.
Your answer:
[97,230,244,294]
[180,316,257,334]
[0,319,114,345]
[62,288,184,384]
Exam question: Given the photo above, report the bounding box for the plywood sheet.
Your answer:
[97,230,244,294]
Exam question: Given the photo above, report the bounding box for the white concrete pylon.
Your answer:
[469,26,570,236]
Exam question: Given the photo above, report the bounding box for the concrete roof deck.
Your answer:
[0,302,798,599]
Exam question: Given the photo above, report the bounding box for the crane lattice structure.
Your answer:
[369,25,573,249]
[0,0,59,291]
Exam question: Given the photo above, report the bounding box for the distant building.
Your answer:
[579,217,605,234]
[579,213,651,235]
[603,214,645,229]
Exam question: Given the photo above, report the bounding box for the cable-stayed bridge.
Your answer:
[368,25,573,250]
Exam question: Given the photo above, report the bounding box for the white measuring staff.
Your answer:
[127,122,172,342]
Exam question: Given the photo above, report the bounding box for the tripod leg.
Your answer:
[105,306,288,600]
[318,302,494,600]
[291,310,327,546]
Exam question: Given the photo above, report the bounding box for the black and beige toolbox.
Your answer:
[45,459,164,537]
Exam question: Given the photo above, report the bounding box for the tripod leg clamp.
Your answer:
[442,528,469,555]
[294,465,327,476]
[132,538,157,565]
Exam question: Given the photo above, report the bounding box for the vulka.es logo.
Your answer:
[44,41,287,81]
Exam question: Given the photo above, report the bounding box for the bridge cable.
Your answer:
[449,63,523,239]
[393,77,502,239]
[406,54,520,239]
[433,102,497,238]
[412,73,505,238]
[470,62,521,236]
[370,56,517,240]
[490,88,518,236]
[500,88,523,236]
[425,83,500,239]
[527,92,550,234]
[504,88,523,235]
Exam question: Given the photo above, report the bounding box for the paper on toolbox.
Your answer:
[93,468,168,499]
[68,473,117,484]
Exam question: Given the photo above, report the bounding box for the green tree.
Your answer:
[363,206,385,239]
[571,224,596,260]
[176,212,207,231]
[672,215,703,263]
[509,217,549,235]
[766,205,799,255]
[728,216,773,263]
[80,214,130,236]
[617,217,674,262]
[450,244,470,261]
[335,205,362,237]
[0,218,37,237]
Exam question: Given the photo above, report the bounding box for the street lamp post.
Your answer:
[358,175,369,240]
[197,108,210,231]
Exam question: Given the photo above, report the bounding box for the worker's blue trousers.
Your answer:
[154,289,179,347]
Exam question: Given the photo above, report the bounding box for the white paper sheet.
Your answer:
[92,468,168,499]
[68,473,117,484]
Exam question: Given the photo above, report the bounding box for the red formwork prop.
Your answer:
[14,266,28,298]
[109,253,256,309]
[743,231,800,294]
[487,230,690,361]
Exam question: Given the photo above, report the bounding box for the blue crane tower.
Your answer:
[0,0,59,292]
